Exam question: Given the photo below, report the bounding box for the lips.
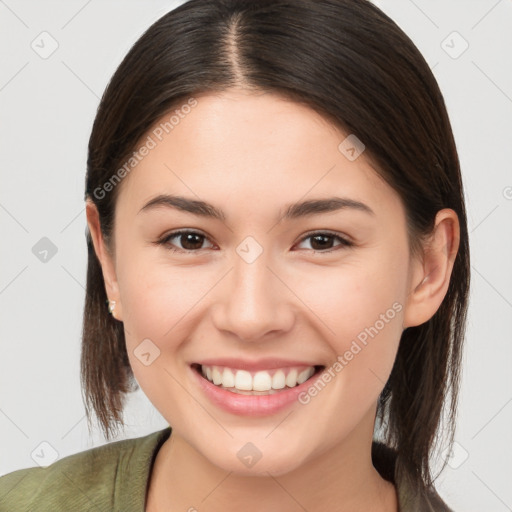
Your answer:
[189,361,325,416]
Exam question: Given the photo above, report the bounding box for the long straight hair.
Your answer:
[82,0,470,496]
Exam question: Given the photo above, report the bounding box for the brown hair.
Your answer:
[82,0,470,496]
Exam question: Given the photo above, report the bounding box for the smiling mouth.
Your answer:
[191,363,325,395]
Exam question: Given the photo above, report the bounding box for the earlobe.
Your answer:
[403,209,460,329]
[85,199,123,321]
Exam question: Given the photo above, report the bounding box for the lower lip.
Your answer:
[190,365,323,416]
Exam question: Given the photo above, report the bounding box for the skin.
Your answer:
[86,88,460,511]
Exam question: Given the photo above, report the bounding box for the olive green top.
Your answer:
[0,427,452,511]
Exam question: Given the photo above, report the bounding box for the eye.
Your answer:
[294,231,353,252]
[156,229,353,254]
[156,230,215,253]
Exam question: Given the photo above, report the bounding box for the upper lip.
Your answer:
[193,358,324,372]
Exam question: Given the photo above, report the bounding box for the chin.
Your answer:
[205,443,309,478]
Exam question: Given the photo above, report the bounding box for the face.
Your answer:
[99,89,419,476]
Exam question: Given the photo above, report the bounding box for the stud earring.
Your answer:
[107,299,116,315]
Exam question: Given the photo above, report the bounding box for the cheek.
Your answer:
[297,248,407,401]
[110,222,177,411]
[116,243,214,344]
[116,249,228,407]
[118,258,204,421]
[302,247,407,340]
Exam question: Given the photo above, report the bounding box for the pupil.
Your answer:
[182,233,202,250]
[312,235,332,250]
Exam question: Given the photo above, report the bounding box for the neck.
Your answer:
[146,409,397,512]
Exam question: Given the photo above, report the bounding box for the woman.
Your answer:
[0,0,469,510]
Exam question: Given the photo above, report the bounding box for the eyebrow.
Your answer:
[138,194,375,221]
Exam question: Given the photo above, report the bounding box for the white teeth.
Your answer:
[272,370,286,390]
[235,370,253,391]
[200,365,317,392]
[222,368,235,388]
[212,367,223,385]
[253,371,272,391]
[297,368,313,384]
[285,369,298,388]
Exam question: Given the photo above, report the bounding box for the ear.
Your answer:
[85,199,123,321]
[403,208,460,329]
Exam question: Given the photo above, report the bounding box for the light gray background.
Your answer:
[1,1,511,510]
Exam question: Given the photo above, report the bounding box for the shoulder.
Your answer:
[0,427,171,512]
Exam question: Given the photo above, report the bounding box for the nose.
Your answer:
[212,249,295,342]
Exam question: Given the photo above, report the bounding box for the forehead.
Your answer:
[116,89,400,220]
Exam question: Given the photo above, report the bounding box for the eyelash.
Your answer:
[156,229,354,254]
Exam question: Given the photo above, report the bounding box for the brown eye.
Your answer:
[295,232,353,252]
[158,230,214,253]
[156,230,352,255]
